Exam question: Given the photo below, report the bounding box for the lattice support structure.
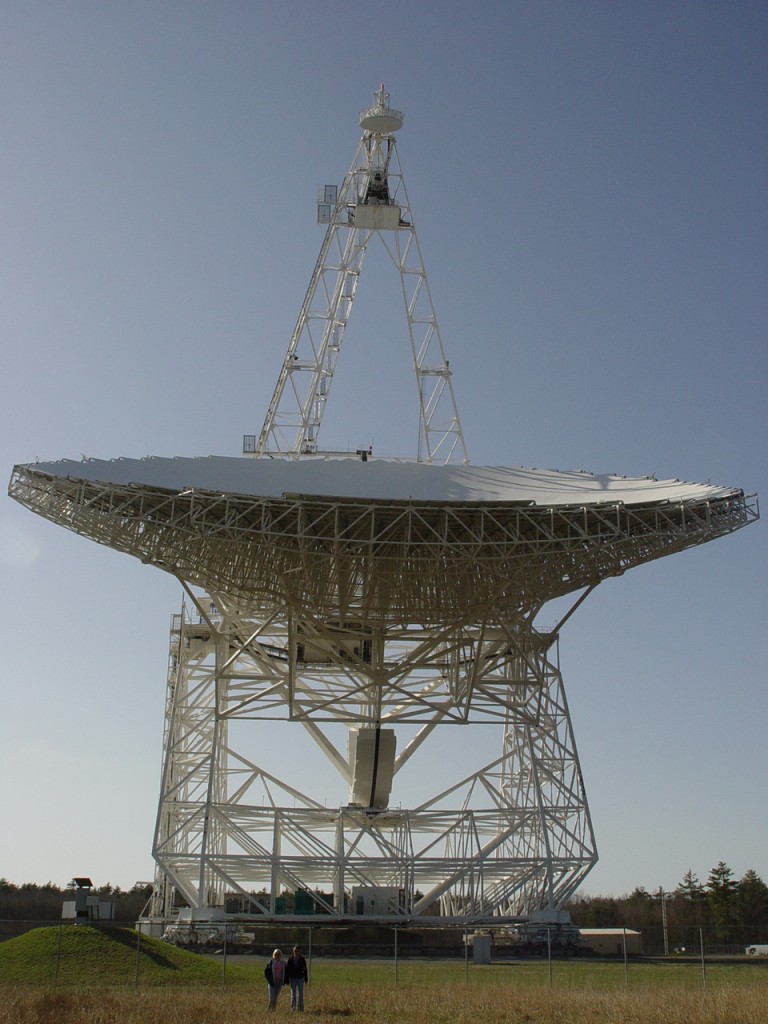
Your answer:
[254,86,467,464]
[12,461,755,920]
[150,602,229,917]
[149,586,597,919]
[9,466,756,624]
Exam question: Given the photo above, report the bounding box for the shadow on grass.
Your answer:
[95,926,181,971]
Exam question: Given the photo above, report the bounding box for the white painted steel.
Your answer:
[10,462,754,624]
[254,89,467,464]
[23,455,740,506]
[148,589,598,918]
[359,85,404,133]
[8,456,756,921]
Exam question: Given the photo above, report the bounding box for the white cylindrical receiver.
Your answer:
[359,84,404,133]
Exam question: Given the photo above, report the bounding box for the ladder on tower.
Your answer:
[248,87,468,464]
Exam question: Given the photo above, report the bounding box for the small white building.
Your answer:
[579,928,642,955]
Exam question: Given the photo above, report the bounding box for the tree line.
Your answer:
[1,863,766,949]
[0,879,152,922]
[566,863,768,949]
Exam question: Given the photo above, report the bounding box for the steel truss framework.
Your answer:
[9,463,758,921]
[8,468,756,621]
[254,86,467,464]
[150,587,597,920]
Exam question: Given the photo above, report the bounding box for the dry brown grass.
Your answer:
[1,981,766,1024]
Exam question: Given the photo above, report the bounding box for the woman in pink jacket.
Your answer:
[264,948,286,1010]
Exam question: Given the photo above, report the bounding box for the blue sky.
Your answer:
[1,1,766,899]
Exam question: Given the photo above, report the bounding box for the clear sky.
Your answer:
[1,1,766,900]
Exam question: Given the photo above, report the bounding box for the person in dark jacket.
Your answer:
[264,948,286,1010]
[285,945,309,1012]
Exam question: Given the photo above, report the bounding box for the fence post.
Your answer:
[134,927,141,990]
[700,928,707,988]
[394,926,398,985]
[55,924,62,984]
[623,927,628,987]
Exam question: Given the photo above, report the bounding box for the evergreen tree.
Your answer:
[737,869,768,939]
[707,861,738,943]
[674,868,708,937]
[628,886,652,902]
[676,869,705,903]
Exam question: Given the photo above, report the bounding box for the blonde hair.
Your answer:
[273,948,282,957]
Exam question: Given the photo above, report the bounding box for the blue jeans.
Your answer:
[267,983,283,1010]
[289,978,305,1011]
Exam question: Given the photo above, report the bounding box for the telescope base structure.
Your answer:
[149,591,597,923]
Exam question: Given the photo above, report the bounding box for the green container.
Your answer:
[294,890,314,915]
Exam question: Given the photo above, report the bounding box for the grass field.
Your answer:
[1,926,766,1023]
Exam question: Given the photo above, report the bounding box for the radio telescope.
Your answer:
[10,87,758,926]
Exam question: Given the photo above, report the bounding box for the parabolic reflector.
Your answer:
[9,455,755,623]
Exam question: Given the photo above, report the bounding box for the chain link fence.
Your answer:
[1,918,766,991]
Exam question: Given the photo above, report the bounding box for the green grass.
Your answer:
[2,928,766,994]
[0,925,257,987]
[1,927,767,1024]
